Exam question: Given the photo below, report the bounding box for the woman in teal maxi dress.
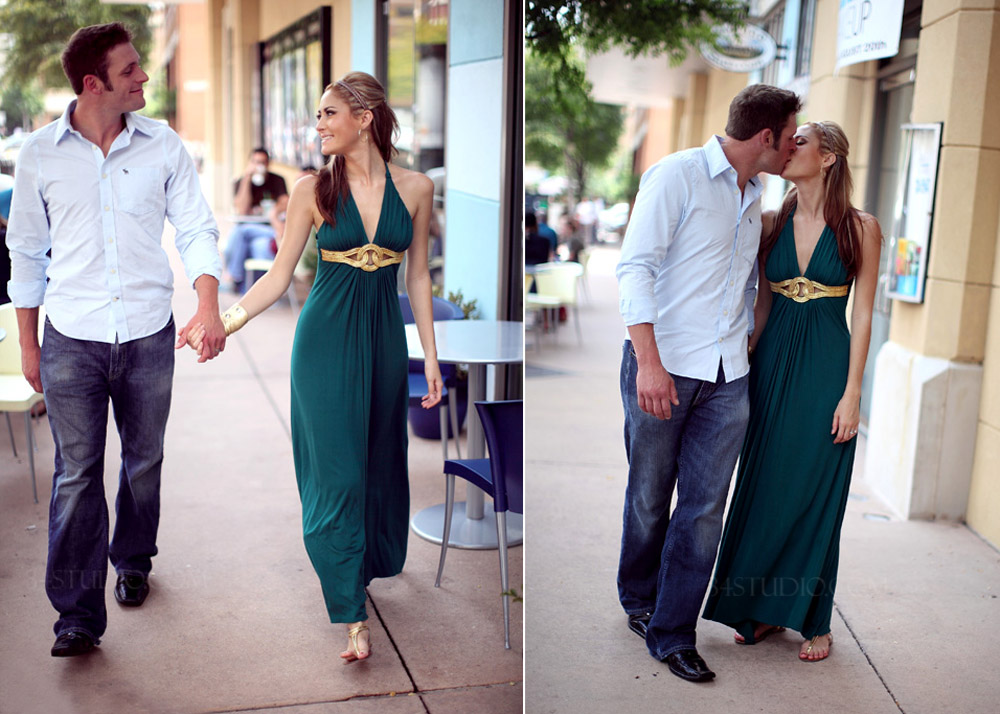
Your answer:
[184,73,443,664]
[703,122,882,662]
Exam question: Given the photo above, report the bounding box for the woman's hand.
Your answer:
[422,358,443,409]
[177,323,209,359]
[831,391,861,443]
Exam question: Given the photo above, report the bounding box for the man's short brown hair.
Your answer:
[61,23,133,95]
[725,84,802,144]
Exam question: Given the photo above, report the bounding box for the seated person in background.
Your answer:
[224,147,287,292]
[536,210,559,257]
[525,212,552,265]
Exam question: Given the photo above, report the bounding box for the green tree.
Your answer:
[526,0,746,66]
[526,48,623,204]
[0,0,152,91]
[1,83,44,132]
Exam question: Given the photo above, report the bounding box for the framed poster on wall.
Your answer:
[885,122,942,303]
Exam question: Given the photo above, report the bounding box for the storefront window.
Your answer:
[260,8,331,169]
[385,0,448,284]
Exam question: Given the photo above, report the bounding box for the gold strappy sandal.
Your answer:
[342,623,371,664]
[800,633,833,662]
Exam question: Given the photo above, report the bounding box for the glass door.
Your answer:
[860,67,915,422]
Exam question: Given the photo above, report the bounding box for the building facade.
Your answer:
[167,0,521,328]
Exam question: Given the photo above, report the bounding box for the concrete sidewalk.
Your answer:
[0,246,522,713]
[524,246,1000,714]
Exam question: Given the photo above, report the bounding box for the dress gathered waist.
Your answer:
[319,244,403,272]
[770,277,849,302]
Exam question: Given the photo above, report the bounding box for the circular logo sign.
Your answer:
[699,24,778,73]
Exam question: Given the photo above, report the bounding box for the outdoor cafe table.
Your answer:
[405,320,523,549]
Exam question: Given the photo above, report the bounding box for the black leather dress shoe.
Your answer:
[664,648,716,682]
[114,573,149,607]
[51,631,97,657]
[628,613,652,639]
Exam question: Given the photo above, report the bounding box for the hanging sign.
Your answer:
[699,24,777,73]
[886,124,942,304]
[836,0,905,71]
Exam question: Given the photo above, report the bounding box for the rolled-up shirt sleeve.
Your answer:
[6,140,51,307]
[616,159,685,326]
[163,134,222,286]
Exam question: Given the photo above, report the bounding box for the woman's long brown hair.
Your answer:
[314,72,399,227]
[761,121,864,280]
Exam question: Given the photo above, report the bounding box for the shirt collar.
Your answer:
[53,100,149,145]
[704,135,760,189]
[53,101,78,144]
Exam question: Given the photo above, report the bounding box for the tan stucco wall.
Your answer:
[960,2,1000,544]
[889,4,1000,363]
[176,3,209,145]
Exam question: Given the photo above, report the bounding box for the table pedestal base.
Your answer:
[411,502,523,549]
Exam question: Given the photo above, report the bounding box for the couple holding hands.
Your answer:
[7,22,441,663]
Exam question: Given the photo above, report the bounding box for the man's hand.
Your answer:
[21,343,43,393]
[636,361,679,420]
[177,309,226,363]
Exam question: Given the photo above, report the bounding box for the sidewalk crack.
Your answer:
[835,603,907,713]
[368,591,431,714]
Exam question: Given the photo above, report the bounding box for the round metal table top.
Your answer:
[404,319,523,365]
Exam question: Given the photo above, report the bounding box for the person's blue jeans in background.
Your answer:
[617,341,749,660]
[225,223,277,291]
[40,317,175,641]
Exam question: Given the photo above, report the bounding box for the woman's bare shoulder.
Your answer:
[389,164,433,197]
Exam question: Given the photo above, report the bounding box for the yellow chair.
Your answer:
[524,273,560,351]
[532,262,584,344]
[0,303,45,503]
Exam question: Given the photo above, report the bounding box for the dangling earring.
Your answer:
[357,129,361,137]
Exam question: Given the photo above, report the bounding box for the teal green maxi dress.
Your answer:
[290,164,412,623]
[703,210,857,642]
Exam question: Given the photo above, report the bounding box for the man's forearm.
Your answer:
[15,307,40,350]
[627,323,662,369]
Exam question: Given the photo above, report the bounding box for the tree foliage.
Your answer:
[0,0,152,91]
[526,48,623,202]
[1,83,44,132]
[526,0,746,66]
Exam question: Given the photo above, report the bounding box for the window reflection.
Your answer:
[387,0,448,285]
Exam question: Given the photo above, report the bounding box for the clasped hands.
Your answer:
[175,312,225,363]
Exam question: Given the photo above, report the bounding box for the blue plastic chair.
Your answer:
[436,400,523,649]
[398,294,465,460]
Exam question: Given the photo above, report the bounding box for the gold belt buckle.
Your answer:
[770,277,849,302]
[320,244,403,272]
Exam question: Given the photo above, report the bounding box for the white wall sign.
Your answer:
[699,24,777,73]
[836,0,905,71]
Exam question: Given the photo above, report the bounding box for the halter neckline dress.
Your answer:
[290,162,412,623]
[703,208,858,642]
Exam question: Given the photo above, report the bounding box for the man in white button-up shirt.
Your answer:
[5,23,227,658]
[616,84,800,682]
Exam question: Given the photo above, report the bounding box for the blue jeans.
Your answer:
[40,317,175,640]
[225,223,276,288]
[618,341,748,660]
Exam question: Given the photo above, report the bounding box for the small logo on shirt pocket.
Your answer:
[117,167,163,215]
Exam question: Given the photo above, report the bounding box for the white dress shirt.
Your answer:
[6,101,222,343]
[617,136,763,382]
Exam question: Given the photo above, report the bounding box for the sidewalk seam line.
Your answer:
[835,602,907,713]
[368,590,431,714]
[237,336,292,441]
